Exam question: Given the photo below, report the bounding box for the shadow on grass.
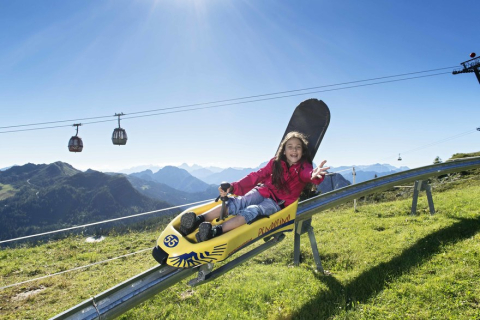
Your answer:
[291,217,480,319]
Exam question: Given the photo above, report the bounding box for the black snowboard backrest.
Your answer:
[278,99,330,160]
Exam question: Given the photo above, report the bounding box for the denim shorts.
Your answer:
[227,189,281,224]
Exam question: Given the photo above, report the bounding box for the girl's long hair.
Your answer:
[272,131,312,191]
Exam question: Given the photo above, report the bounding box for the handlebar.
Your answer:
[215,182,231,202]
[216,182,231,221]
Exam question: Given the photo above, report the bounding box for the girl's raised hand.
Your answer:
[311,160,330,179]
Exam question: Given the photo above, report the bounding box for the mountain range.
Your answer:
[332,163,409,173]
[129,166,212,193]
[125,174,218,205]
[0,162,170,240]
[0,160,406,241]
[125,162,408,186]
[330,163,410,184]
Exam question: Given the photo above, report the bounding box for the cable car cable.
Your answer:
[401,130,476,155]
[374,128,478,163]
[119,71,451,122]
[0,66,455,131]
[0,70,454,134]
[123,66,457,117]
[0,114,114,130]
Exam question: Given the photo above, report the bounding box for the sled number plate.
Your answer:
[164,235,179,248]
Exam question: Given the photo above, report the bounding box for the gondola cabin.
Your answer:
[112,113,127,145]
[112,128,127,145]
[68,136,83,152]
[68,124,83,152]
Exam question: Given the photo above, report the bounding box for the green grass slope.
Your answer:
[0,183,17,201]
[1,172,479,319]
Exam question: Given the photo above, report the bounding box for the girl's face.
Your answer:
[283,137,303,165]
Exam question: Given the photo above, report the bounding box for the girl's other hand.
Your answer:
[312,160,330,179]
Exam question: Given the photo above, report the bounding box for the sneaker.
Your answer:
[196,222,213,242]
[179,211,199,236]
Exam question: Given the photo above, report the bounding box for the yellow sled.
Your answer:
[153,199,298,268]
[152,99,330,270]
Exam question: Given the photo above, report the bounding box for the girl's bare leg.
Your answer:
[200,205,246,233]
[221,215,246,232]
[200,205,222,222]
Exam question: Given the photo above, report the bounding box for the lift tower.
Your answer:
[452,52,480,85]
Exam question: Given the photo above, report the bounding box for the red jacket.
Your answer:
[231,158,324,207]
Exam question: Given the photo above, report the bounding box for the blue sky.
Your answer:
[0,1,479,172]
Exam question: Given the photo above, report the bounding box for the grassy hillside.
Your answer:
[0,183,17,201]
[0,166,172,240]
[1,172,479,319]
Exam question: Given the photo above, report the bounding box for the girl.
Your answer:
[180,131,330,242]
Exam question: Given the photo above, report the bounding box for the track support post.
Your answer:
[188,263,215,286]
[411,180,435,215]
[293,218,324,273]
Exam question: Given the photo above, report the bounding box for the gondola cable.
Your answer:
[0,66,455,133]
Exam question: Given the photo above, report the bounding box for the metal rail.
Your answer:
[296,156,480,221]
[50,265,196,320]
[50,156,480,320]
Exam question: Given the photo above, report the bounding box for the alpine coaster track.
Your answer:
[51,156,480,320]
